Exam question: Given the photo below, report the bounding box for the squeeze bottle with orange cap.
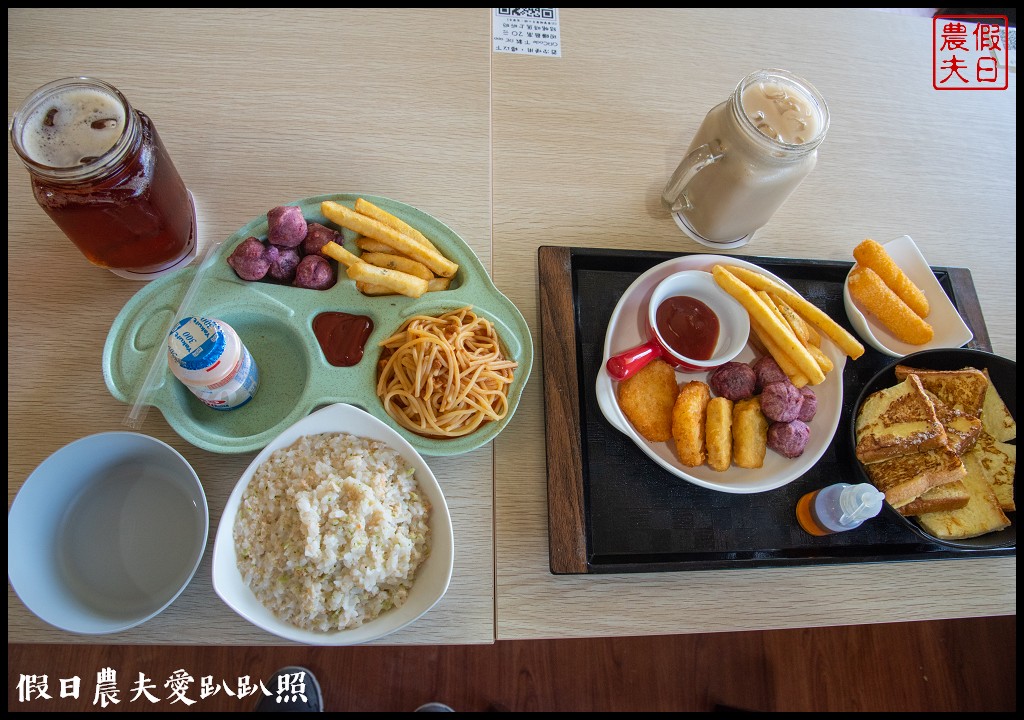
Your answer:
[796,482,885,536]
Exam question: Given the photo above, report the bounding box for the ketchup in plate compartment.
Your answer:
[655,296,720,360]
[313,312,374,367]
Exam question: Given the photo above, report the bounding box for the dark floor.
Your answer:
[8,615,1016,712]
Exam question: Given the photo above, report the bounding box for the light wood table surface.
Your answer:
[8,9,494,645]
[491,8,1016,639]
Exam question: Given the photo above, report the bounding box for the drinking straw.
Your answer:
[123,237,224,429]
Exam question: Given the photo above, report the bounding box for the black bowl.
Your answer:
[850,348,1016,550]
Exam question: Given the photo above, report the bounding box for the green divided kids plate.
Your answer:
[102,193,534,456]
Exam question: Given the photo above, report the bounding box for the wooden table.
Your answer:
[491,8,1016,639]
[7,8,495,645]
[8,8,1016,647]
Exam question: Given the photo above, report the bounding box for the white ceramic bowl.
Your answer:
[843,235,973,358]
[8,432,208,634]
[212,402,454,645]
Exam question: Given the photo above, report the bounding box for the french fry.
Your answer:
[360,251,434,281]
[805,341,834,375]
[355,281,396,296]
[426,277,451,292]
[758,290,790,329]
[761,290,833,375]
[355,236,397,254]
[749,316,810,388]
[346,262,428,298]
[722,264,865,360]
[322,201,459,278]
[713,266,825,385]
[853,239,930,318]
[357,276,452,296]
[354,198,439,252]
[321,240,362,268]
[770,293,821,347]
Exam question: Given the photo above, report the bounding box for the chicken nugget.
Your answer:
[705,396,734,472]
[616,359,678,442]
[732,397,769,469]
[672,381,711,467]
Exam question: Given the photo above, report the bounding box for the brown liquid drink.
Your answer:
[10,78,196,277]
[662,69,829,246]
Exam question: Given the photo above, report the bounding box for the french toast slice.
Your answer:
[924,390,983,456]
[893,365,988,417]
[966,432,1016,512]
[855,374,948,464]
[897,478,970,516]
[915,456,1010,540]
[863,445,966,508]
[980,369,1016,442]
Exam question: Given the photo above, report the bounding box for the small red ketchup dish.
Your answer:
[605,270,749,381]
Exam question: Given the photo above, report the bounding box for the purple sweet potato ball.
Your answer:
[267,205,308,248]
[797,385,818,422]
[752,355,789,392]
[759,380,804,423]
[767,420,811,458]
[293,254,335,290]
[226,236,272,281]
[303,222,340,258]
[707,361,757,401]
[267,245,301,284]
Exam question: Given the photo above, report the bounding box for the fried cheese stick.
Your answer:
[847,265,934,345]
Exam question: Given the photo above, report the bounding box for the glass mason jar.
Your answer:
[10,77,196,279]
[661,69,829,247]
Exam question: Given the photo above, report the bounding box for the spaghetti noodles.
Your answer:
[376,307,518,438]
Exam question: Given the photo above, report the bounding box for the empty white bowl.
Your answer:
[843,235,973,358]
[8,432,208,634]
[212,402,454,645]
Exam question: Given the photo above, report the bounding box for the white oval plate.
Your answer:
[595,255,846,494]
[843,235,973,358]
[212,402,454,645]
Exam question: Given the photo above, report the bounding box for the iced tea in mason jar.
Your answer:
[9,77,196,279]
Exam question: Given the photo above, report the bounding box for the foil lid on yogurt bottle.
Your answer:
[168,316,225,372]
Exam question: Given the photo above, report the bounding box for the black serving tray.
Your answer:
[538,246,1015,574]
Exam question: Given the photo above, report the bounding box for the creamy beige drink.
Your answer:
[741,81,821,145]
[662,69,828,246]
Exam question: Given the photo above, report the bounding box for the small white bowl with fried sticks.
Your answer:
[843,235,973,358]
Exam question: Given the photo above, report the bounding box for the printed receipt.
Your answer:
[492,8,561,57]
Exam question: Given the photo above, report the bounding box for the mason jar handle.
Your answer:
[661,143,724,214]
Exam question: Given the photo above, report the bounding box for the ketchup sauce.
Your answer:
[655,296,720,360]
[312,312,374,367]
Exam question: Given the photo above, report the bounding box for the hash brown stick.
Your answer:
[672,380,710,467]
[847,266,934,345]
[705,397,734,472]
[853,238,930,318]
[732,397,769,469]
